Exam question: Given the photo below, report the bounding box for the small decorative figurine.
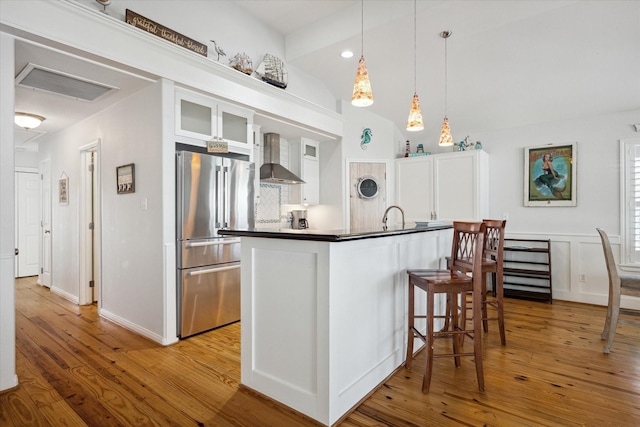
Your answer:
[210,40,226,61]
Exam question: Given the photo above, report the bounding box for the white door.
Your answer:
[40,159,52,288]
[79,149,99,304]
[79,141,101,305]
[15,171,40,277]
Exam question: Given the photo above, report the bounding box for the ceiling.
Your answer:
[12,1,640,150]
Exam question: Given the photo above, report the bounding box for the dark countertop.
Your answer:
[219,223,452,242]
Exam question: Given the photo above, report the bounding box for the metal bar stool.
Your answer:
[405,221,486,393]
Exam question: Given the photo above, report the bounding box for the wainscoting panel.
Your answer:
[505,232,640,310]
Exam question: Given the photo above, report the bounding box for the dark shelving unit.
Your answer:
[502,238,552,303]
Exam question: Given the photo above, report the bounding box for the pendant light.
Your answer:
[351,0,373,107]
[438,31,453,146]
[406,0,424,131]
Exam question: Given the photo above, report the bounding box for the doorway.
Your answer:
[79,141,101,305]
[348,161,388,229]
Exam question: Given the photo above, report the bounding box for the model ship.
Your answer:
[255,54,288,89]
[229,52,253,75]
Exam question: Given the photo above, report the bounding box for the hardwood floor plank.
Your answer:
[3,277,640,427]
[14,349,88,427]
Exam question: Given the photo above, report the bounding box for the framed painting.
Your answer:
[116,163,135,194]
[524,142,577,207]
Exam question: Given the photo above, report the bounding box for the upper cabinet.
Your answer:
[396,150,489,222]
[289,138,320,205]
[175,88,254,156]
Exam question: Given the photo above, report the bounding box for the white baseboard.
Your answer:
[50,286,79,304]
[99,308,178,346]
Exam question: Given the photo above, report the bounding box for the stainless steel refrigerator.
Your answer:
[176,150,254,338]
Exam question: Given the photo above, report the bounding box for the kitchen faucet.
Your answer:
[382,205,405,229]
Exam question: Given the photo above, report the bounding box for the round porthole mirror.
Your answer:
[356,176,380,199]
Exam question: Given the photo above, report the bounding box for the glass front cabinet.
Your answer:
[175,88,254,157]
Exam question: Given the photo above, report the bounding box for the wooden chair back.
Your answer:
[450,221,486,279]
[482,219,507,265]
[597,228,619,291]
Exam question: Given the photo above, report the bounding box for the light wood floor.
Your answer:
[2,276,639,426]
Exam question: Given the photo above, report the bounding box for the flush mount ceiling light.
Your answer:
[351,0,373,107]
[438,31,454,146]
[341,50,354,59]
[14,112,45,130]
[406,0,424,131]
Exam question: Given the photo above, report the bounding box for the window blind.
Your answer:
[623,140,640,265]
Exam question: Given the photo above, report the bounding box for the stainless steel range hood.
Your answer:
[260,133,305,184]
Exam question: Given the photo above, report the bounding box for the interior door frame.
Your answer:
[344,158,392,228]
[39,158,51,288]
[79,139,101,305]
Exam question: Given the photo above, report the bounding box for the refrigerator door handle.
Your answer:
[223,166,230,228]
[186,264,241,277]
[185,239,241,248]
[215,165,222,228]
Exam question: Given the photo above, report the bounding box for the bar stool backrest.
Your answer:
[482,219,507,264]
[450,222,486,276]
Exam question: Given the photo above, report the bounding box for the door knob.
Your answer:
[15,248,19,255]
[44,230,50,234]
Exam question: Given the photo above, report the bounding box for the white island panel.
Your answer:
[253,247,319,396]
[238,228,451,426]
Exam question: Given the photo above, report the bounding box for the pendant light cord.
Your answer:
[413,0,417,94]
[361,0,364,56]
[444,34,448,116]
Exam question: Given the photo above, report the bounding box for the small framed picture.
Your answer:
[59,175,69,205]
[524,142,577,207]
[116,163,135,194]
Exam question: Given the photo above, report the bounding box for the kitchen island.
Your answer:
[219,224,452,426]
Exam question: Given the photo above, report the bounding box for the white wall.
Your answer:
[473,108,640,309]
[73,0,337,111]
[38,81,166,339]
[310,100,399,230]
[0,32,18,392]
[15,150,38,169]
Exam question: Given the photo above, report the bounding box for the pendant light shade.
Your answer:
[407,93,424,131]
[438,31,454,146]
[439,117,453,146]
[351,0,373,107]
[352,56,373,107]
[406,0,423,131]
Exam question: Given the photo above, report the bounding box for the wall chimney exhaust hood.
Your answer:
[260,133,305,184]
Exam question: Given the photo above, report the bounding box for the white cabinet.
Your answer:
[288,138,320,205]
[396,150,489,222]
[175,88,253,155]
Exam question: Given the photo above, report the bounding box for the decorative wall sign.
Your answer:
[207,138,229,153]
[117,163,135,194]
[125,9,207,57]
[524,142,577,207]
[59,172,69,205]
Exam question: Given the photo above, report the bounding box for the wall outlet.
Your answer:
[579,274,586,282]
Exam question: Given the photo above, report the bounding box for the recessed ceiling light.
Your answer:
[341,50,354,59]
